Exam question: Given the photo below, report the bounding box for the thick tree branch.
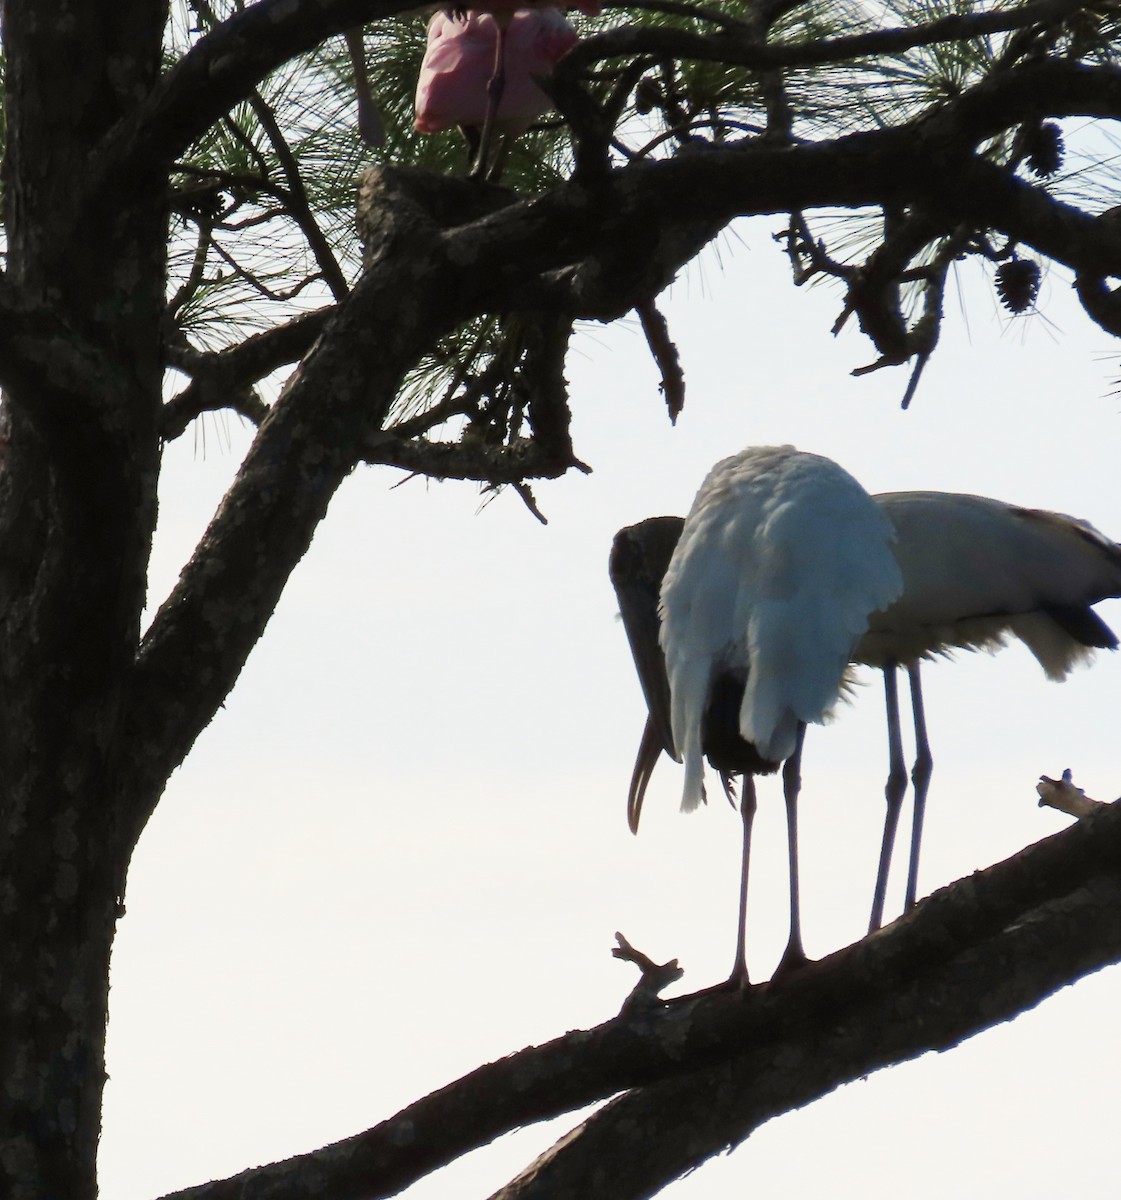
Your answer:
[92,1,413,186]
[925,58,1121,146]
[155,800,1121,1200]
[162,309,332,440]
[363,434,587,482]
[90,1,1108,221]
[432,125,1121,322]
[493,874,1121,1200]
[123,180,472,839]
[563,0,1091,74]
[125,69,1121,846]
[123,116,1121,817]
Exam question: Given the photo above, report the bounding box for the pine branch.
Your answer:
[152,800,1121,1200]
[92,1,413,184]
[563,0,1093,75]
[129,67,1121,837]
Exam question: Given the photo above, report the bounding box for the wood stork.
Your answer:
[415,2,599,178]
[613,486,1121,950]
[611,446,903,985]
[859,491,1121,930]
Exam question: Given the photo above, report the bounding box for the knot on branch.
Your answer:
[356,165,519,266]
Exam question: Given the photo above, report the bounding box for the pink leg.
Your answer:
[903,663,933,911]
[728,774,757,988]
[470,20,508,178]
[774,724,809,977]
[869,662,905,932]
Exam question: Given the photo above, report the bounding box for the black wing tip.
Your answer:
[1043,603,1119,650]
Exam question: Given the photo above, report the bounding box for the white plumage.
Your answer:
[611,480,1121,953]
[660,446,903,811]
[861,492,1121,676]
[613,445,902,983]
[858,490,1121,928]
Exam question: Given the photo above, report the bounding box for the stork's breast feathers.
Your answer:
[735,493,902,757]
[661,445,903,777]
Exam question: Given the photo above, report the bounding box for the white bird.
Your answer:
[859,491,1121,930]
[611,446,903,985]
[613,486,1121,949]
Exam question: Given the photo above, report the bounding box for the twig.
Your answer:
[613,932,684,1014]
[635,299,685,423]
[1037,769,1113,819]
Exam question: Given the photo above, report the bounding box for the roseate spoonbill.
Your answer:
[415,3,598,178]
[612,487,1121,947]
[611,446,902,985]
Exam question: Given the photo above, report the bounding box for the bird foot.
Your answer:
[725,959,752,991]
[769,942,810,983]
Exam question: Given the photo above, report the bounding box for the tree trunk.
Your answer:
[0,3,167,1196]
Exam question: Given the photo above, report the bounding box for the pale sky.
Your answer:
[99,216,1121,1200]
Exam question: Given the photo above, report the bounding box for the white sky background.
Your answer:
[98,216,1121,1200]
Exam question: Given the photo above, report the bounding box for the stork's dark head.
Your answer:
[609,516,685,760]
[610,517,683,831]
[611,515,777,827]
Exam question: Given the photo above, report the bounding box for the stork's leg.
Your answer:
[728,774,757,989]
[903,663,933,911]
[774,724,809,977]
[469,19,509,178]
[870,661,906,932]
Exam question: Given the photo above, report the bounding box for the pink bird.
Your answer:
[415,3,599,178]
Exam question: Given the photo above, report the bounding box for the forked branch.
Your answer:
[155,800,1121,1200]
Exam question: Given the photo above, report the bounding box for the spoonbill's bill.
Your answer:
[613,487,1121,945]
[415,3,598,178]
[612,446,903,985]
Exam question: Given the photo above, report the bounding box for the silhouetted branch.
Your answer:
[361,434,589,483]
[636,300,685,423]
[613,932,684,1013]
[493,871,1121,1200]
[162,310,331,439]
[154,800,1121,1200]
[132,65,1121,833]
[90,0,414,184]
[244,89,351,300]
[562,0,1090,75]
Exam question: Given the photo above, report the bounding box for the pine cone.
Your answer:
[1025,122,1064,178]
[634,78,661,116]
[995,258,1041,313]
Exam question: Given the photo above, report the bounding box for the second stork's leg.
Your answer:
[870,661,906,932]
[903,663,933,911]
[728,774,757,989]
[774,723,808,977]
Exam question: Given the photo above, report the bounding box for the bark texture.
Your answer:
[1,3,1121,1199]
